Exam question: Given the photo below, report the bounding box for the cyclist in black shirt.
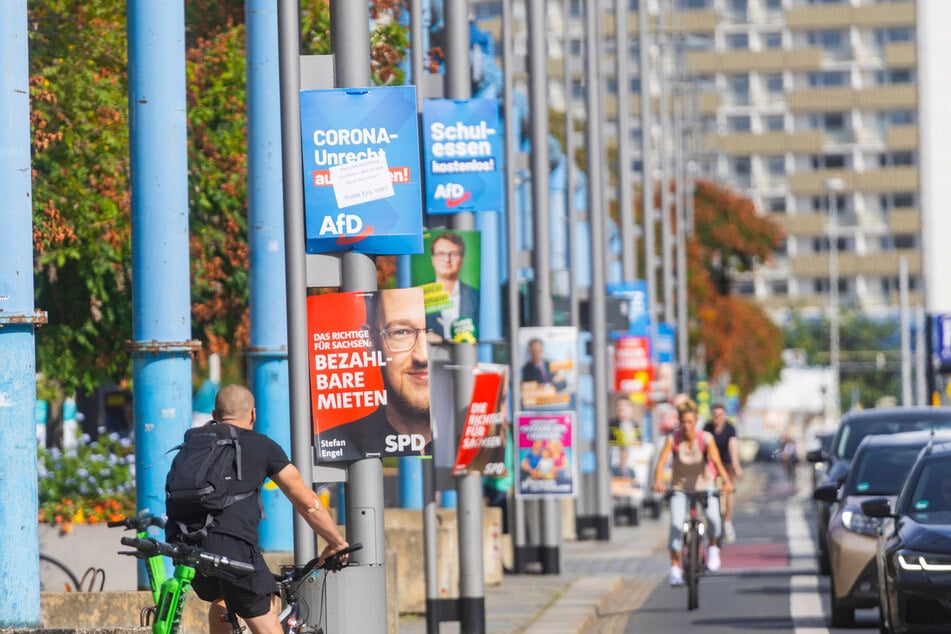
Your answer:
[167,384,348,634]
[703,402,742,543]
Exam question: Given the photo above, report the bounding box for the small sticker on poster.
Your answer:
[329,154,396,209]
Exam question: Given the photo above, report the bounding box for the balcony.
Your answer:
[887,208,921,234]
[787,85,917,113]
[785,3,915,31]
[686,47,821,75]
[884,42,917,67]
[776,212,827,239]
[886,125,918,150]
[702,130,824,156]
[790,248,921,279]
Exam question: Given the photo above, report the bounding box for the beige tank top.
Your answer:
[671,431,714,492]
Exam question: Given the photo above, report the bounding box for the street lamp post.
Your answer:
[825,178,844,420]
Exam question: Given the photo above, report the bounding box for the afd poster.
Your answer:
[421,98,504,214]
[307,288,432,462]
[299,86,423,255]
[410,229,481,343]
[517,327,578,411]
[515,411,576,498]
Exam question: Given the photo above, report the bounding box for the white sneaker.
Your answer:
[667,565,684,587]
[707,546,721,572]
[724,521,736,544]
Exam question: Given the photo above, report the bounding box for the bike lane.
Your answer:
[623,462,816,633]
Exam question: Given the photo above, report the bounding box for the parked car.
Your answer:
[807,407,951,574]
[813,431,951,627]
[863,439,951,633]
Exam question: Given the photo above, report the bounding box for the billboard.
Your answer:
[299,86,423,254]
[517,327,578,411]
[515,411,576,498]
[421,98,504,214]
[307,288,431,462]
[410,229,481,343]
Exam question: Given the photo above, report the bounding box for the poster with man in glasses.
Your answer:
[307,287,432,462]
[410,229,481,344]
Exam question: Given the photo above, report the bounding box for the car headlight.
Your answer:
[897,553,951,572]
[841,507,879,537]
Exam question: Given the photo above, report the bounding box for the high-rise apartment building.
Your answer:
[471,0,921,322]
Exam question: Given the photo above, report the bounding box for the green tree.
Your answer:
[29,0,409,432]
[784,308,902,411]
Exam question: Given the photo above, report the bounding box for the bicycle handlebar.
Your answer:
[119,536,255,578]
[108,513,167,531]
[277,543,364,585]
[664,489,721,501]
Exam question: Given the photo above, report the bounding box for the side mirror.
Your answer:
[813,482,839,503]
[806,448,828,463]
[861,497,895,519]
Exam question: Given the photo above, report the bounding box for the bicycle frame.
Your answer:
[151,563,197,634]
[677,490,718,611]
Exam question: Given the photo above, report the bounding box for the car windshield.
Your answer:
[908,461,951,525]
[837,417,951,460]
[844,445,924,496]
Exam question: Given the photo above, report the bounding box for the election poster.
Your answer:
[307,288,432,462]
[299,86,424,255]
[410,229,481,343]
[421,98,504,214]
[517,327,578,411]
[613,335,652,400]
[452,364,507,477]
[515,411,576,498]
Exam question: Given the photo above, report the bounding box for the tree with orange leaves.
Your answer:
[686,180,786,400]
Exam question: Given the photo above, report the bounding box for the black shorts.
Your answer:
[188,533,277,618]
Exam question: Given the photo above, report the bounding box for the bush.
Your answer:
[37,432,136,527]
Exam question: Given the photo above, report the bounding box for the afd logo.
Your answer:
[318,213,374,245]
[433,183,472,208]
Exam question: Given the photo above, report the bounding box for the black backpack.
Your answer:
[165,420,255,543]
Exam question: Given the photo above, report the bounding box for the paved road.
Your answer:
[623,462,880,633]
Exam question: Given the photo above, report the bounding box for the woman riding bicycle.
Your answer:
[652,398,733,586]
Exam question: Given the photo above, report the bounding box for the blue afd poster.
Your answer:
[299,86,423,254]
[421,98,503,214]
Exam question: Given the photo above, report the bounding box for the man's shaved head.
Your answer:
[214,384,255,422]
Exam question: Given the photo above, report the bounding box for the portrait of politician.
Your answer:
[425,231,480,343]
[317,287,432,461]
[520,338,567,391]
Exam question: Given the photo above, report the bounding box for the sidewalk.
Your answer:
[399,467,768,633]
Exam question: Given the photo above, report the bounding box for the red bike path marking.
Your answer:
[719,543,789,570]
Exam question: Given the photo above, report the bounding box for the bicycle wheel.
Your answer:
[40,554,81,592]
[685,527,700,610]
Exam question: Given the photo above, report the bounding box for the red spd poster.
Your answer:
[452,365,506,476]
[308,288,431,462]
[613,335,652,397]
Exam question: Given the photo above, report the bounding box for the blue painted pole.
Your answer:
[127,0,195,588]
[0,1,42,626]
[246,0,293,552]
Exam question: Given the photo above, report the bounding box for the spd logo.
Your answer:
[318,213,374,245]
[433,183,472,208]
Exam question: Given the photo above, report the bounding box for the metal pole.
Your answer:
[825,178,843,418]
[528,0,562,574]
[0,1,42,625]
[899,256,912,406]
[127,2,197,593]
[580,0,611,541]
[246,0,293,553]
[674,88,690,393]
[501,0,529,571]
[276,0,317,565]
[638,1,658,344]
[444,2,485,631]
[616,0,636,281]
[916,307,928,406]
[327,2,387,632]
[658,2,674,326]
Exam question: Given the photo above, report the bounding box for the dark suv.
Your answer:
[807,407,951,574]
[863,440,951,633]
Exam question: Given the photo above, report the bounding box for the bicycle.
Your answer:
[120,535,362,634]
[119,535,255,634]
[269,542,363,634]
[668,489,721,611]
[108,513,168,604]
